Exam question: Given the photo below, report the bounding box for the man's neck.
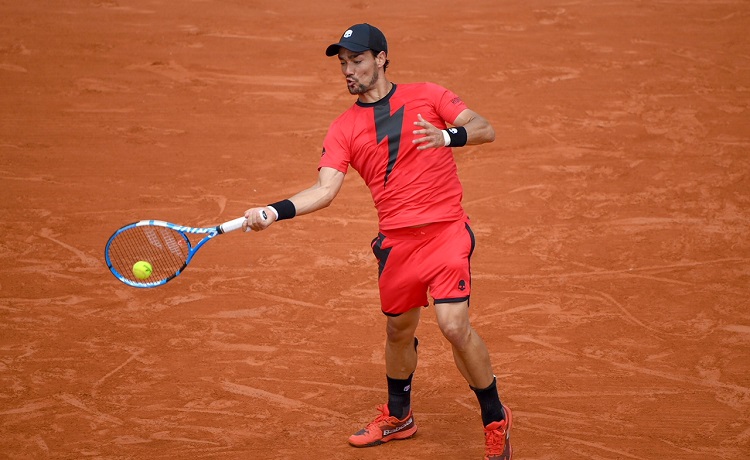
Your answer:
[358,80,393,104]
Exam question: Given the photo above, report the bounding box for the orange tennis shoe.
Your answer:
[348,404,417,447]
[484,404,512,460]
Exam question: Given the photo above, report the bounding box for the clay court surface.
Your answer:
[1,1,749,458]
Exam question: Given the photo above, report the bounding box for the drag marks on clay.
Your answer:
[127,60,317,91]
[575,287,675,339]
[0,295,91,309]
[0,400,55,417]
[0,63,27,73]
[723,325,750,335]
[483,64,582,87]
[57,393,124,426]
[220,381,346,418]
[73,77,133,94]
[206,341,277,354]
[253,376,384,395]
[533,7,570,26]
[520,406,630,430]
[249,291,328,310]
[565,262,694,288]
[202,308,272,319]
[509,334,750,396]
[476,257,749,284]
[90,2,155,14]
[92,348,143,392]
[518,388,691,399]
[549,434,648,460]
[0,171,55,183]
[63,106,134,114]
[38,228,102,269]
[149,430,223,446]
[204,32,291,42]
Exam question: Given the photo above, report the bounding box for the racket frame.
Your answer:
[104,216,246,288]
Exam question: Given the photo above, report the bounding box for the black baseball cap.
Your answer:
[325,23,388,57]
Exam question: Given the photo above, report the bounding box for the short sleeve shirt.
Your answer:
[319,82,468,230]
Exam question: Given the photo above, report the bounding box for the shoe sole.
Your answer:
[348,425,418,448]
[503,404,513,460]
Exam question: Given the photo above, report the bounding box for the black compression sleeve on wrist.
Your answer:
[444,126,468,147]
[268,199,296,221]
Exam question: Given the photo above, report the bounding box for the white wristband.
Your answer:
[442,129,451,146]
[266,206,279,220]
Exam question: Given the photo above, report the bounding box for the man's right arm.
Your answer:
[243,166,346,231]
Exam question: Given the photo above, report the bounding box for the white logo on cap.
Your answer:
[344,30,353,38]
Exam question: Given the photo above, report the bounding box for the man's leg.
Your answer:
[434,301,512,459]
[348,307,421,448]
[433,300,493,389]
[385,306,421,379]
[385,307,420,418]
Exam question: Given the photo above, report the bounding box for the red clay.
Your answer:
[1,1,748,459]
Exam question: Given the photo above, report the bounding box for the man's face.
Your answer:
[337,49,380,95]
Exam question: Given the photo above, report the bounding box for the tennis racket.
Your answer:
[104,216,248,288]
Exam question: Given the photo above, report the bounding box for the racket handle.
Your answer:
[219,216,247,234]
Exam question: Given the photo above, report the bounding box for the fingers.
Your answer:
[242,207,274,232]
[412,113,446,150]
[412,113,432,132]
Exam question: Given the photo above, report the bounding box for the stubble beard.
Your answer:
[348,66,380,95]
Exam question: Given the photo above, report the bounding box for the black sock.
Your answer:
[471,376,505,426]
[386,337,418,419]
[387,373,413,420]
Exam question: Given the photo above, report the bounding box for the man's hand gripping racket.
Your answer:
[105,212,270,288]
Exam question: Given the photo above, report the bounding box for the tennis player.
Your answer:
[243,23,511,460]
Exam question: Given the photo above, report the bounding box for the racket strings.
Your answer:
[107,226,190,282]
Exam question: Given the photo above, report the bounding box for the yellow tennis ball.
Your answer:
[132,261,153,280]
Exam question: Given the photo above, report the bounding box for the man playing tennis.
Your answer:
[243,23,511,460]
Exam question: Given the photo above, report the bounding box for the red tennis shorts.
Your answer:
[371,217,475,316]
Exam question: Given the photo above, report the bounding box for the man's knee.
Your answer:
[385,307,420,343]
[386,322,416,344]
[435,302,472,347]
[439,321,472,348]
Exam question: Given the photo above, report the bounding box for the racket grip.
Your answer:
[219,216,247,234]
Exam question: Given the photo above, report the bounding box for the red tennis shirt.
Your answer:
[319,82,469,230]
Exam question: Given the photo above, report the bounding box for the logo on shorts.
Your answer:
[458,280,466,291]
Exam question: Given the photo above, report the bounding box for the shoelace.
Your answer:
[367,405,395,430]
[485,426,506,455]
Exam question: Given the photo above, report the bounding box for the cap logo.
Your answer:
[343,30,353,38]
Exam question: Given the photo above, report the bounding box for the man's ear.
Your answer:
[376,50,388,67]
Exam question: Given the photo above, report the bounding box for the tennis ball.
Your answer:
[132,261,153,280]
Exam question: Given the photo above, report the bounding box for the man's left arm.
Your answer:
[452,109,495,145]
[413,109,495,150]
